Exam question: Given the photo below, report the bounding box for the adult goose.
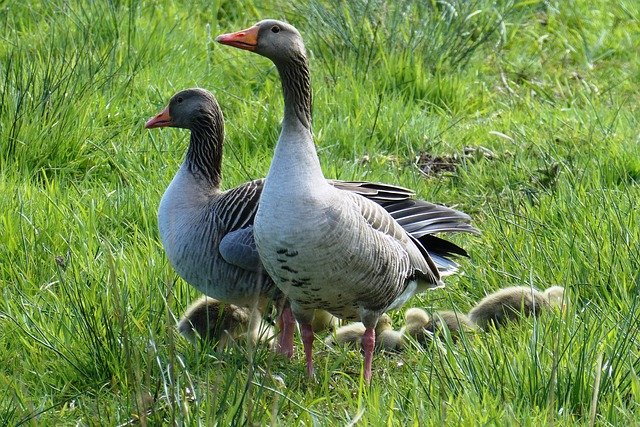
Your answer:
[145,88,474,356]
[217,20,478,382]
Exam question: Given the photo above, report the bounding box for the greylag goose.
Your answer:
[177,296,274,348]
[468,286,566,329]
[404,307,432,344]
[404,308,477,344]
[325,314,404,352]
[145,88,472,356]
[217,20,478,382]
[543,286,567,309]
[311,309,338,332]
[374,315,405,352]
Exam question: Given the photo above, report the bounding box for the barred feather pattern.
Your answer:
[186,109,224,187]
[278,52,312,130]
[156,86,478,317]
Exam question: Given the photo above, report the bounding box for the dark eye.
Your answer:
[177,97,183,104]
[271,25,280,33]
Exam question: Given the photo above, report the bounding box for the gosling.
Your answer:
[325,314,404,352]
[311,309,339,333]
[468,286,566,329]
[177,296,274,348]
[404,308,476,344]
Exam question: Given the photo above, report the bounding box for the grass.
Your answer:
[1,0,639,424]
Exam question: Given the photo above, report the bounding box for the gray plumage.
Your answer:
[216,20,478,381]
[147,89,273,309]
[146,88,475,346]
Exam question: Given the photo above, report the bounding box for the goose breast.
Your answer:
[254,187,428,321]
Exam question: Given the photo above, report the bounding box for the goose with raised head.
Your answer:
[217,20,478,382]
[146,88,473,355]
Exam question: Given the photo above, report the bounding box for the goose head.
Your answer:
[543,286,567,310]
[145,88,222,130]
[404,307,431,333]
[216,19,306,62]
[217,20,312,130]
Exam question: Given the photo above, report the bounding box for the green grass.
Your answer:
[1,0,639,424]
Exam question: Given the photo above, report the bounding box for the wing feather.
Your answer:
[212,179,475,278]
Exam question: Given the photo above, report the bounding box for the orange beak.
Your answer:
[216,25,259,51]
[145,106,172,128]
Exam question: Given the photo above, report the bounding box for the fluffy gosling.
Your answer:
[468,286,566,329]
[177,296,274,348]
[325,314,404,352]
[427,310,478,340]
[543,286,567,309]
[311,309,339,333]
[404,308,476,343]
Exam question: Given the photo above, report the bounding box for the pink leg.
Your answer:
[300,323,315,378]
[275,306,295,358]
[362,327,375,384]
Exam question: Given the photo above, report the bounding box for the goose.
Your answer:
[543,285,567,310]
[311,309,338,332]
[217,20,478,382]
[325,314,404,352]
[177,296,274,348]
[146,88,473,357]
[404,308,477,344]
[468,285,565,329]
[404,307,433,344]
[425,310,477,341]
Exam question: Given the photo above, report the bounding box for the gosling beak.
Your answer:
[216,25,259,51]
[145,106,172,128]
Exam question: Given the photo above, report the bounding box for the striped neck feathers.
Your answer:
[276,51,313,132]
[185,112,224,187]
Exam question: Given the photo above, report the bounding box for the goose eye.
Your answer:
[271,25,280,33]
[177,97,183,104]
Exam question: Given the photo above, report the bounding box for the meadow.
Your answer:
[1,0,639,424]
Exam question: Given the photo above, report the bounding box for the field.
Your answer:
[1,0,639,425]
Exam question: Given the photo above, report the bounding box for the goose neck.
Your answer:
[275,53,312,132]
[268,53,327,189]
[185,116,223,187]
